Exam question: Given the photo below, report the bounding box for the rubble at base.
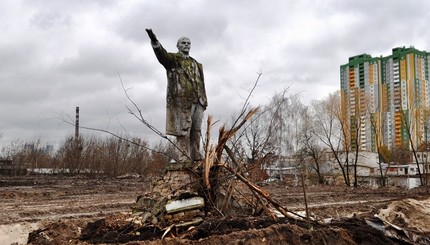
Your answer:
[3,176,429,244]
[130,164,205,227]
[28,213,418,245]
[25,182,430,245]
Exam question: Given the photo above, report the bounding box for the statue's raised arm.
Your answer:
[145,29,158,43]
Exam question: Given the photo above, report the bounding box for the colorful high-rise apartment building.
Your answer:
[340,46,430,152]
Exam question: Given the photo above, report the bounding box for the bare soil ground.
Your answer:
[1,175,429,244]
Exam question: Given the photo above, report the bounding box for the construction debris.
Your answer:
[367,197,430,244]
[165,196,205,214]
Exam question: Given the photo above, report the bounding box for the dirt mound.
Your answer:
[80,213,164,244]
[3,177,428,244]
[378,197,430,233]
[27,219,88,245]
[408,185,430,195]
[28,214,404,245]
[375,196,430,243]
[169,217,391,245]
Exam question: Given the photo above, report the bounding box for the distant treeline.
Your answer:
[0,136,174,177]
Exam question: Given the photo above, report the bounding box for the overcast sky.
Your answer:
[1,0,430,150]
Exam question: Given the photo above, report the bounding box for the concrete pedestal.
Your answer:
[133,162,204,227]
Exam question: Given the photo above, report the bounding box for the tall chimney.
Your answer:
[75,107,79,139]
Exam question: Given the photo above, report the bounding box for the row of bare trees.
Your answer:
[231,89,429,187]
[2,86,429,186]
[1,136,172,177]
[229,90,346,185]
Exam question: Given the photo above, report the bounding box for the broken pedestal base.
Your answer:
[132,161,205,228]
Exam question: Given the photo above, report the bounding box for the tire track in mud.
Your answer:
[0,177,147,225]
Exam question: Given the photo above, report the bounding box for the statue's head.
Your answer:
[177,37,191,55]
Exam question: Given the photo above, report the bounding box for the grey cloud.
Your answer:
[24,0,118,12]
[0,42,38,72]
[30,11,72,30]
[57,44,144,77]
[3,0,430,148]
[112,1,229,47]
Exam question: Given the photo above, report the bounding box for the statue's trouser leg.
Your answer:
[176,135,190,162]
[190,103,204,161]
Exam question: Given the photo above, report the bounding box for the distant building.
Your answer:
[262,155,300,180]
[263,149,427,188]
[340,46,430,151]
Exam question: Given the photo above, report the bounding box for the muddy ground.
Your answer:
[1,175,429,244]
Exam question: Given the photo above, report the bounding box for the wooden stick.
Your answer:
[301,172,310,223]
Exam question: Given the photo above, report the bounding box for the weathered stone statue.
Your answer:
[146,29,207,162]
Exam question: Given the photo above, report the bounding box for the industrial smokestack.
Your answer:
[75,106,79,139]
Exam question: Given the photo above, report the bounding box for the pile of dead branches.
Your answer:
[199,108,310,223]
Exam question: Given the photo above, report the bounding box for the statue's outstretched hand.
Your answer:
[145,29,158,43]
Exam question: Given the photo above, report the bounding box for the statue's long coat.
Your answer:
[152,44,208,136]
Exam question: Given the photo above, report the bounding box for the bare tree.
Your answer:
[3,139,54,175]
[418,107,430,185]
[95,136,151,177]
[350,109,363,188]
[267,91,307,156]
[234,89,308,183]
[298,131,325,184]
[400,108,425,186]
[57,136,88,174]
[367,101,388,186]
[310,91,352,186]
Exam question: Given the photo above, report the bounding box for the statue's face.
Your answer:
[177,37,191,55]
